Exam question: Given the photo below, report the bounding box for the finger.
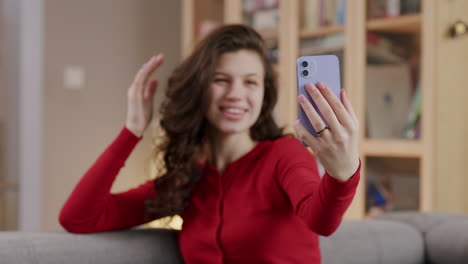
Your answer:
[304,83,341,132]
[298,93,327,133]
[341,89,358,124]
[142,54,164,86]
[316,82,353,129]
[144,79,158,100]
[134,53,164,88]
[293,119,321,148]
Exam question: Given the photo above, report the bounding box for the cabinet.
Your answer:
[180,0,468,219]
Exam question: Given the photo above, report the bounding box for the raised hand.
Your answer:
[294,82,360,181]
[125,54,164,137]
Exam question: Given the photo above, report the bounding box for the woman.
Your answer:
[59,24,360,264]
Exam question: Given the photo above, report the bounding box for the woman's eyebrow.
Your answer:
[214,71,260,77]
[213,72,229,76]
[244,73,260,77]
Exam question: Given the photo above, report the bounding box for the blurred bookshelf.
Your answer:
[363,0,423,218]
[180,0,468,220]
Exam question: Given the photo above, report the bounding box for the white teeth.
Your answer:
[223,108,244,114]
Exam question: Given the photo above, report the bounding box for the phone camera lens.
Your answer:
[303,70,309,76]
[301,61,308,67]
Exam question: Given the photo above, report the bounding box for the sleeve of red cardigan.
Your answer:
[58,126,158,233]
[274,137,360,236]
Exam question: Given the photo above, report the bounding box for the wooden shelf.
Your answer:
[361,139,423,158]
[300,25,345,39]
[366,13,421,33]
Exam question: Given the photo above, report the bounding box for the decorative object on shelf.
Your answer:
[448,19,468,38]
[447,0,468,38]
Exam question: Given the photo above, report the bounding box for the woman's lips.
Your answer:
[220,107,247,121]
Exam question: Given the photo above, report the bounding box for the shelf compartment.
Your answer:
[366,14,421,33]
[365,156,420,216]
[361,139,423,158]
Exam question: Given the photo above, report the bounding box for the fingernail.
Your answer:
[310,83,318,91]
[299,95,305,103]
[317,82,326,89]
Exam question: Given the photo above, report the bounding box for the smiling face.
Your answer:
[205,50,265,138]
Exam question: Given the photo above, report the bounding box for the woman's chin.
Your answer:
[215,124,250,136]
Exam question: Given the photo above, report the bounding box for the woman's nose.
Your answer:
[225,79,244,100]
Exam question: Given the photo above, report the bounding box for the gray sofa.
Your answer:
[1,212,467,264]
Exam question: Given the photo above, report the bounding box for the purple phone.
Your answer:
[296,55,342,137]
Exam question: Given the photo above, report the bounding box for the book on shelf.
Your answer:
[303,0,319,30]
[242,1,279,63]
[367,0,421,19]
[300,33,345,55]
[400,0,421,14]
[385,0,400,17]
[267,46,278,64]
[367,32,408,64]
[243,0,278,31]
[251,8,279,30]
[402,81,421,139]
[243,0,278,13]
[303,0,346,31]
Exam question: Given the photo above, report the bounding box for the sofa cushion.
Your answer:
[0,229,184,264]
[375,211,465,234]
[426,220,468,264]
[320,220,424,264]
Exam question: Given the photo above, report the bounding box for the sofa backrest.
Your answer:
[320,220,424,264]
[2,213,467,264]
[0,229,184,264]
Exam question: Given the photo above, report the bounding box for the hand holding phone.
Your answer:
[294,55,360,182]
[296,55,341,137]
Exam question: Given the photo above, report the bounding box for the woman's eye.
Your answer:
[214,79,228,83]
[246,80,258,86]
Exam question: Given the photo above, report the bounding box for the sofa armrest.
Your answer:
[426,219,468,263]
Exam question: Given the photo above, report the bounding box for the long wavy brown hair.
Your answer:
[145,24,285,219]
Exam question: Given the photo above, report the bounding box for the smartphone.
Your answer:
[296,55,342,137]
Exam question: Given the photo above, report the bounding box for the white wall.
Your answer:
[2,0,181,231]
[42,0,181,230]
